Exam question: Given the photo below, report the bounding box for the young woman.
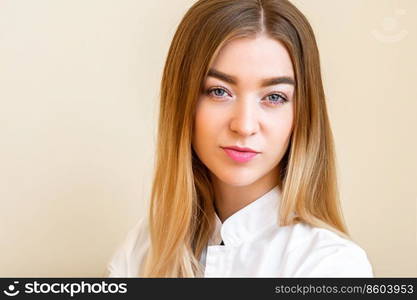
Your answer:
[106,0,374,277]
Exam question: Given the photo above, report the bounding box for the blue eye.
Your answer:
[265,93,288,105]
[206,87,229,98]
[205,87,289,106]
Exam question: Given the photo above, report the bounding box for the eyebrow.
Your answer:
[207,68,295,87]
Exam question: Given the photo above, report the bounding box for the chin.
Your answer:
[214,172,258,187]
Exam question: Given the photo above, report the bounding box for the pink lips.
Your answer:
[222,147,259,163]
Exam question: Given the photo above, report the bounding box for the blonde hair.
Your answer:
[142,0,349,277]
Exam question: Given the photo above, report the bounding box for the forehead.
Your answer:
[208,35,294,81]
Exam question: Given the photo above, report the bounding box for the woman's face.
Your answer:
[192,34,295,187]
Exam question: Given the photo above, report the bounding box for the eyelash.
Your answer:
[205,87,289,106]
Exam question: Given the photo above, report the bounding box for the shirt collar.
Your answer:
[208,185,281,247]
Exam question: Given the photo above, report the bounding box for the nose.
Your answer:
[229,97,260,137]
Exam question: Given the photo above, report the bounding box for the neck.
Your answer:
[211,166,281,223]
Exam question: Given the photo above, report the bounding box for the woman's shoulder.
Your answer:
[284,222,374,277]
[105,216,150,277]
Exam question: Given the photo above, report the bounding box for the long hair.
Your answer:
[141,0,349,277]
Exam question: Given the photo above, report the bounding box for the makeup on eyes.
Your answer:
[204,85,290,106]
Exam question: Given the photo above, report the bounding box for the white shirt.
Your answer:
[106,185,374,277]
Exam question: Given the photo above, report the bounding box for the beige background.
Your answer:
[0,0,415,277]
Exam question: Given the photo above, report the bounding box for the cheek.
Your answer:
[193,102,223,148]
[265,108,293,153]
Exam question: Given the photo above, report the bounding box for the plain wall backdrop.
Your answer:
[0,0,416,277]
